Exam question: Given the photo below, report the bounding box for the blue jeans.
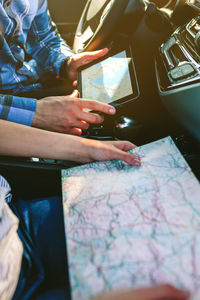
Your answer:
[10,195,70,300]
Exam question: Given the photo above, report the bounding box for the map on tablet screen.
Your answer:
[81,50,133,104]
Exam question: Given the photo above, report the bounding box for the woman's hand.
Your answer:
[0,120,140,166]
[80,139,140,166]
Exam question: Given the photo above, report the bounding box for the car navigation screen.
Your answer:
[78,49,139,105]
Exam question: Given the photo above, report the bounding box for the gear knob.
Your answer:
[114,116,143,140]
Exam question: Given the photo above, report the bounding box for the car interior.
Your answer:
[0,1,200,298]
[0,0,200,181]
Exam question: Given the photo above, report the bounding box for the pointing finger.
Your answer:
[78,110,104,124]
[107,141,137,151]
[108,148,141,166]
[76,99,116,115]
[117,151,141,166]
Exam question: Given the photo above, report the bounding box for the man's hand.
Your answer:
[93,284,190,300]
[32,90,115,135]
[67,48,109,82]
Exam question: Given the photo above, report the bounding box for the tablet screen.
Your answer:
[80,50,134,104]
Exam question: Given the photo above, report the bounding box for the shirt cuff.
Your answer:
[0,96,37,126]
[54,53,73,79]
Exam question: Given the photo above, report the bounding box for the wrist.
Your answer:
[52,134,90,162]
[32,100,43,129]
[59,56,72,79]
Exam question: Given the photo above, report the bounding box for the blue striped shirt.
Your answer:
[0,0,73,126]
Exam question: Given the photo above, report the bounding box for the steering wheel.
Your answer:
[73,0,130,53]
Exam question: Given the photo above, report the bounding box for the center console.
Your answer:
[155,15,200,143]
[157,16,200,89]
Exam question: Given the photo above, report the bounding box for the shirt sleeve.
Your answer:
[0,94,37,126]
[26,0,74,78]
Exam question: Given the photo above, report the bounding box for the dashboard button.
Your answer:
[169,64,196,81]
[170,67,183,80]
[179,64,195,76]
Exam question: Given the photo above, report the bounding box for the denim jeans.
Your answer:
[10,194,70,300]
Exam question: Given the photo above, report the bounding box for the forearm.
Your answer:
[0,121,139,166]
[0,120,87,161]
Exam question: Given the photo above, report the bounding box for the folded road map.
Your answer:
[62,136,200,300]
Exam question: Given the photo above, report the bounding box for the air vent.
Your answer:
[180,17,200,63]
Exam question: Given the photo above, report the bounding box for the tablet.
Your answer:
[78,48,140,106]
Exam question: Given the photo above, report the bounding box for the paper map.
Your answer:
[62,137,200,300]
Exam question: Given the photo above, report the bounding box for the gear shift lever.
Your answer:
[114,116,143,140]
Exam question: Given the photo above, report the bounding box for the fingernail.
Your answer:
[133,153,141,160]
[132,158,141,166]
[109,107,115,114]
